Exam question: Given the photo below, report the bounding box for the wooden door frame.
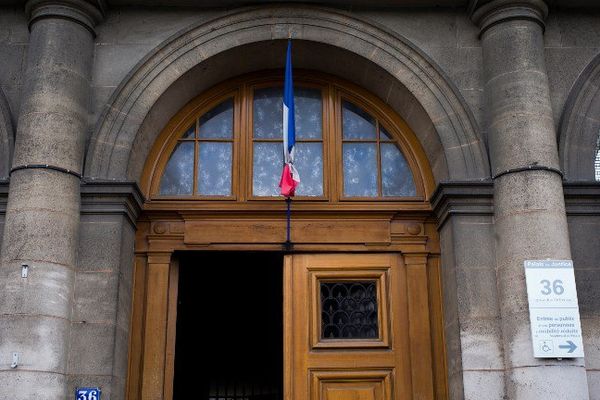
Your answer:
[126,211,447,400]
[127,71,446,399]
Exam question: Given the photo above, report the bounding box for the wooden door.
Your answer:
[285,254,414,400]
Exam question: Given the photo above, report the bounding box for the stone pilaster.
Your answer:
[472,1,590,399]
[0,1,102,399]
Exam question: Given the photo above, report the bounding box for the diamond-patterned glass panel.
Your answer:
[320,281,379,339]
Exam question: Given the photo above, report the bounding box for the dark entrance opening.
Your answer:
[173,252,284,400]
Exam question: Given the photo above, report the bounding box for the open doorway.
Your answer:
[173,252,284,400]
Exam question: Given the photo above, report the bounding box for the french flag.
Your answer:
[279,40,300,197]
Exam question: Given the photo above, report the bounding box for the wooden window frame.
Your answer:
[246,81,329,201]
[149,89,241,201]
[310,267,392,349]
[142,71,430,207]
[131,72,447,400]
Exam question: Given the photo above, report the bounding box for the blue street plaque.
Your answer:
[75,388,101,400]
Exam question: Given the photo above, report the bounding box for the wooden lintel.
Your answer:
[184,218,391,245]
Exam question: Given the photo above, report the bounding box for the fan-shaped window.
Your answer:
[150,74,423,203]
[342,101,416,197]
[160,99,234,196]
[252,87,324,197]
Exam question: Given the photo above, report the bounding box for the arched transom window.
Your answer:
[148,73,426,203]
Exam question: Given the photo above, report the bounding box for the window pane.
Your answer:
[159,142,194,195]
[253,142,283,196]
[253,87,282,139]
[343,143,377,197]
[295,143,323,196]
[342,101,377,140]
[181,124,195,139]
[295,88,322,139]
[197,142,232,196]
[381,143,416,197]
[321,281,379,339]
[199,99,233,139]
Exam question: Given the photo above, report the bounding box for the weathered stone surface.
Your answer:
[2,204,81,266]
[456,266,500,320]
[0,43,26,88]
[0,371,67,400]
[559,51,600,181]
[0,314,70,372]
[85,6,490,183]
[112,326,130,382]
[460,318,504,371]
[73,271,119,323]
[475,0,590,396]
[0,3,100,400]
[546,11,600,129]
[0,260,74,318]
[462,370,505,400]
[78,216,124,272]
[92,43,154,87]
[12,19,92,172]
[588,371,600,400]
[1,3,599,400]
[581,318,600,369]
[68,322,116,376]
[5,168,79,214]
[508,365,590,399]
[447,370,465,400]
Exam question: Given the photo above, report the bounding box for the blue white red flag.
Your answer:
[279,40,300,197]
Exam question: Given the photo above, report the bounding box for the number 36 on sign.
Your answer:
[76,388,101,400]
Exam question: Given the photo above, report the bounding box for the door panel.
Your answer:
[285,254,412,400]
[312,370,393,400]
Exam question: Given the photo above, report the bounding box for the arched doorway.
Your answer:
[127,71,446,400]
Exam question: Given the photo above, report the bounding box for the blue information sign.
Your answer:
[76,388,101,400]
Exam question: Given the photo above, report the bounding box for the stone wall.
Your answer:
[566,185,600,400]
[0,3,599,400]
[2,7,600,145]
[68,182,142,400]
[0,6,28,130]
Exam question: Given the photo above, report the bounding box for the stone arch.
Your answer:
[0,87,13,179]
[85,5,489,187]
[560,51,600,181]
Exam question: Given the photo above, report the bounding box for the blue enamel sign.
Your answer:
[75,388,101,400]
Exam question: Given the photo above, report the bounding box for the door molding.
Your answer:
[127,211,446,399]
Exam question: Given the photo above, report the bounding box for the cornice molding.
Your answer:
[25,0,105,36]
[80,180,145,227]
[471,0,548,36]
[563,182,600,216]
[0,180,8,214]
[2,180,598,226]
[0,180,144,225]
[430,181,494,228]
[430,181,600,228]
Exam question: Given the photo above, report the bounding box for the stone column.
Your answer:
[0,1,102,399]
[472,1,590,398]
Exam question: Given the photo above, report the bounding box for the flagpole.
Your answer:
[280,38,297,252]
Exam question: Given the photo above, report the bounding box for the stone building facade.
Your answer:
[0,0,599,399]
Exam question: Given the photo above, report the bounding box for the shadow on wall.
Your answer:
[0,88,13,180]
[560,51,600,182]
